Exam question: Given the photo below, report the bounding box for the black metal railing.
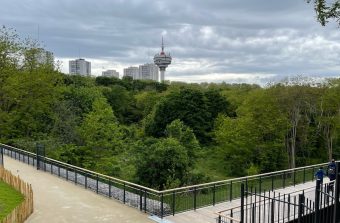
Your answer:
[0,143,336,218]
[216,162,340,223]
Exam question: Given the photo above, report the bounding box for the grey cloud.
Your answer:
[0,0,339,82]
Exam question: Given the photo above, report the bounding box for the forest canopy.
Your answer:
[0,26,339,190]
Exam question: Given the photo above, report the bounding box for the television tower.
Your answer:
[154,37,172,82]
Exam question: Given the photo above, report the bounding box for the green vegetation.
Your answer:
[308,0,340,26]
[0,26,340,190]
[0,181,24,220]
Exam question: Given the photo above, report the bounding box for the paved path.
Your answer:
[4,156,154,223]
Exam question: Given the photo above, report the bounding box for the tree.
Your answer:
[166,119,200,165]
[135,138,189,190]
[145,88,225,143]
[102,85,141,124]
[78,98,123,151]
[0,70,62,139]
[214,88,288,175]
[318,79,340,160]
[308,0,340,26]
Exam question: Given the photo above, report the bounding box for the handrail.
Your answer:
[214,212,241,223]
[216,185,316,215]
[161,162,329,193]
[0,143,159,193]
[0,143,333,194]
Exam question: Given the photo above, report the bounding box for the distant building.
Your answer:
[69,59,91,76]
[123,66,139,79]
[102,69,119,78]
[139,63,159,81]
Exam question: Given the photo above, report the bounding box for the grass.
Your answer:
[0,180,24,220]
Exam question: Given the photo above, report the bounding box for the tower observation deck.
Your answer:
[154,37,172,82]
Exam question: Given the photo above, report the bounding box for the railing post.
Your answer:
[303,168,306,183]
[230,181,233,201]
[123,183,126,204]
[283,172,286,188]
[213,184,216,206]
[271,199,275,223]
[194,187,197,210]
[96,174,99,194]
[74,168,77,185]
[271,175,274,191]
[315,179,321,223]
[108,179,111,198]
[333,162,340,223]
[240,183,244,223]
[140,190,143,211]
[259,176,262,193]
[144,190,147,213]
[252,203,255,223]
[161,193,164,219]
[298,194,304,223]
[172,191,175,216]
[218,215,221,223]
[85,173,87,188]
[293,170,296,186]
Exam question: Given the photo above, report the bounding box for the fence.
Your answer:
[0,143,334,218]
[216,162,340,223]
[0,167,34,223]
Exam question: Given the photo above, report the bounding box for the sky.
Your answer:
[0,0,339,84]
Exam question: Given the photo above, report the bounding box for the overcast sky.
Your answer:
[1,0,339,84]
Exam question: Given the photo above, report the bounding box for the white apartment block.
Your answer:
[69,58,91,76]
[102,69,119,78]
[123,66,139,79]
[139,63,159,82]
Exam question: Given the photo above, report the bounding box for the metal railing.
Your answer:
[0,143,333,218]
[216,163,340,223]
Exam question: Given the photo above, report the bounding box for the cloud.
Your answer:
[1,0,339,83]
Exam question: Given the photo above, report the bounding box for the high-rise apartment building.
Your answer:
[69,59,91,76]
[123,66,139,79]
[102,69,119,78]
[139,63,159,81]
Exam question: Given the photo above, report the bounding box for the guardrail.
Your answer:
[0,143,331,218]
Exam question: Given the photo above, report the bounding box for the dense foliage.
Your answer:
[0,26,340,189]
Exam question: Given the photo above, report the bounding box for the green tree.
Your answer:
[308,0,340,26]
[145,88,212,143]
[78,98,123,151]
[135,138,189,190]
[318,79,340,160]
[166,119,200,165]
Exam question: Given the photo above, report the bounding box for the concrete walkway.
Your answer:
[4,156,154,223]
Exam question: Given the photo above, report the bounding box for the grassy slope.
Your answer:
[0,180,24,220]
[195,146,231,181]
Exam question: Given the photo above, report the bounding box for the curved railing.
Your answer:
[0,143,331,218]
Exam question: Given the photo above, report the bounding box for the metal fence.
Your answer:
[0,143,335,218]
[216,163,340,223]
